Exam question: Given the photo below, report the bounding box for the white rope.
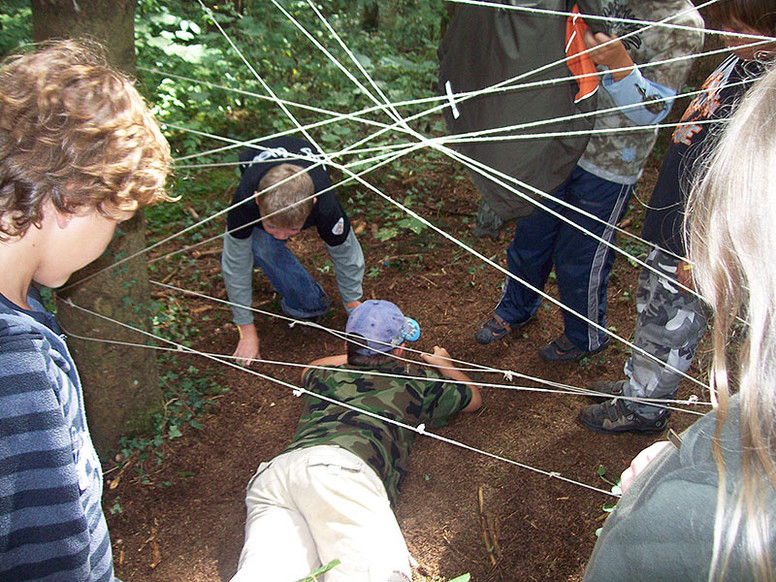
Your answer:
[57,1,753,486]
[150,278,711,414]
[59,295,623,498]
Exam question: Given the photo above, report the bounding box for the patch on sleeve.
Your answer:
[332,217,345,236]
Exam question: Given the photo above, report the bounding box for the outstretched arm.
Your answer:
[326,229,365,313]
[301,353,348,382]
[421,346,482,413]
[222,232,260,365]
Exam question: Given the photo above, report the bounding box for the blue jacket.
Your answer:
[0,290,115,581]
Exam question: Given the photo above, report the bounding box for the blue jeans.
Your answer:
[495,166,633,351]
[251,228,331,319]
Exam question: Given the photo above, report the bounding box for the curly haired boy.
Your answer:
[0,40,171,581]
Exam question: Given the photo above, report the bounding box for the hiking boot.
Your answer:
[475,314,532,344]
[587,379,626,403]
[539,334,609,363]
[579,399,668,434]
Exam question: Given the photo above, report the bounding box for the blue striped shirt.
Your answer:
[0,290,115,581]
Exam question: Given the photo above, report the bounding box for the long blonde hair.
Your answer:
[687,64,776,581]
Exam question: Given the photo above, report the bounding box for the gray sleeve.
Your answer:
[221,231,256,326]
[326,228,364,310]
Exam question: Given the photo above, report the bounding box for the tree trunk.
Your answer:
[32,0,163,458]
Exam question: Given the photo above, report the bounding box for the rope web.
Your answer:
[59,0,774,502]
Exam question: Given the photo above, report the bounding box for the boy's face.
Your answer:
[36,204,134,288]
[721,20,775,61]
[263,221,302,241]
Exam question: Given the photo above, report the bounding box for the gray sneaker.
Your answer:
[579,399,668,434]
[587,379,626,403]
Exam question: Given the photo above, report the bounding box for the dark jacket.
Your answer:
[439,0,607,220]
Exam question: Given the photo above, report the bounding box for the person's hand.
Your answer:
[421,346,454,370]
[584,30,634,81]
[620,441,671,492]
[233,323,260,367]
[676,260,695,293]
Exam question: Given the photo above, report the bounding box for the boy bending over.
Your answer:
[221,136,365,365]
[230,300,482,582]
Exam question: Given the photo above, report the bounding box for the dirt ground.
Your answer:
[103,158,708,581]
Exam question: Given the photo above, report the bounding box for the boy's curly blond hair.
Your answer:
[0,39,172,239]
[257,163,315,229]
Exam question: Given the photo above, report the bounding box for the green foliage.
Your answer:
[594,465,622,537]
[117,354,226,485]
[296,559,341,582]
[134,0,448,167]
[0,0,31,57]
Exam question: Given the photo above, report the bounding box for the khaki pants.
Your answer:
[230,445,412,582]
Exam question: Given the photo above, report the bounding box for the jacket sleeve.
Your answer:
[602,68,677,125]
[221,231,256,325]
[602,9,705,126]
[0,340,95,581]
[325,228,364,311]
[583,446,718,581]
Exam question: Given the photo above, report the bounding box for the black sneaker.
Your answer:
[539,334,610,363]
[579,399,668,434]
[475,314,532,344]
[587,379,626,403]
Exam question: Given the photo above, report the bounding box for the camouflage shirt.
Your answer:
[289,364,472,506]
[578,0,704,184]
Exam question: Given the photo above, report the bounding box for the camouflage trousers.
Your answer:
[622,247,709,418]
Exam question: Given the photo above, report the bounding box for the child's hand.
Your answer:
[620,441,670,492]
[421,346,454,369]
[233,323,260,366]
[584,30,634,81]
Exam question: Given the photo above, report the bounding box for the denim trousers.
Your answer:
[251,227,331,319]
[495,166,633,351]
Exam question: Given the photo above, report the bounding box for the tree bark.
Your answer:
[32,0,163,458]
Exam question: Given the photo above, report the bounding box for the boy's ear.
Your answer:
[54,209,72,230]
[43,200,72,230]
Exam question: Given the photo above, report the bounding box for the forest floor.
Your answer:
[103,155,709,582]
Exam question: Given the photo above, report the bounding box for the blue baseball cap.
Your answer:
[346,300,420,356]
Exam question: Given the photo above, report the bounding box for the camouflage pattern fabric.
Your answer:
[622,247,708,417]
[290,364,472,506]
[578,0,704,183]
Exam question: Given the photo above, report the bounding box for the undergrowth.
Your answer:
[116,354,227,487]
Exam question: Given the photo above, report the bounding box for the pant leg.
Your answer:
[290,447,412,582]
[494,182,569,326]
[231,456,320,582]
[623,248,709,418]
[553,168,633,351]
[250,227,331,319]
